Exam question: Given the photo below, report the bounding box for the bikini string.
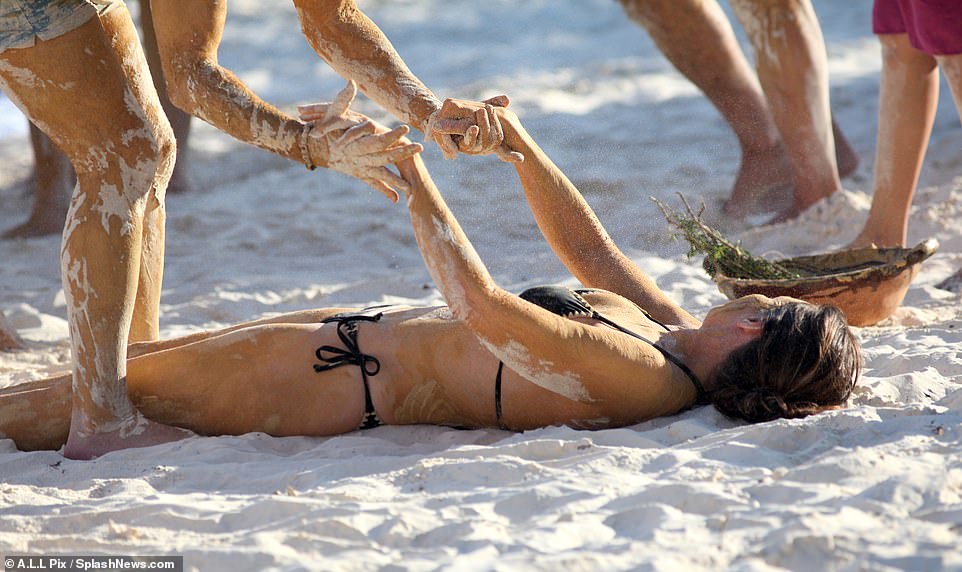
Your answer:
[590,312,710,404]
[495,361,506,429]
[314,313,383,429]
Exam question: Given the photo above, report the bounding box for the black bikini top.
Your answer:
[518,285,710,405]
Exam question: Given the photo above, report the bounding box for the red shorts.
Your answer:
[873,0,962,55]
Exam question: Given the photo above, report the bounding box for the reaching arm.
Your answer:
[494,107,700,327]
[292,0,522,162]
[293,0,437,135]
[393,154,676,418]
[152,1,312,165]
[150,2,418,197]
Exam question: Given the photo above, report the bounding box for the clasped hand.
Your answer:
[426,96,524,163]
[297,80,422,203]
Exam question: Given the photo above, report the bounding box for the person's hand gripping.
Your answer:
[425,95,524,163]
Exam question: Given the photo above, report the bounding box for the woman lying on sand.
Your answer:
[0,101,861,453]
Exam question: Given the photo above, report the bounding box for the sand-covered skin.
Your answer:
[2,1,962,570]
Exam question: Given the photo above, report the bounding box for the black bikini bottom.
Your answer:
[313,307,393,430]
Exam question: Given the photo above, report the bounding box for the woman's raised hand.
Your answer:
[298,80,422,202]
[425,96,524,163]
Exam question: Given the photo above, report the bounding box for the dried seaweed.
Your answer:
[652,194,799,280]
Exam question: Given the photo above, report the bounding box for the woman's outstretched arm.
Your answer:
[489,107,699,327]
[394,155,681,422]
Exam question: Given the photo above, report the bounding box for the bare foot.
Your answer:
[832,119,859,179]
[63,410,194,460]
[722,144,794,219]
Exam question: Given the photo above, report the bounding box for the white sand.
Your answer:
[2,1,962,570]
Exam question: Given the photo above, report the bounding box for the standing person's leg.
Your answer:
[930,51,962,289]
[851,35,938,248]
[618,0,792,216]
[730,0,841,220]
[139,0,192,195]
[936,55,962,123]
[99,5,172,343]
[2,0,192,240]
[1,123,74,238]
[2,0,191,239]
[0,6,190,459]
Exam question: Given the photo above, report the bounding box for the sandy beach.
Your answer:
[1,1,961,570]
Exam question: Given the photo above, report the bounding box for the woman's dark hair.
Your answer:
[710,302,861,423]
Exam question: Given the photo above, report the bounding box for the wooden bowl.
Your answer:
[708,239,939,326]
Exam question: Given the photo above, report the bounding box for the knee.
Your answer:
[69,120,175,227]
[115,118,176,205]
[124,112,176,195]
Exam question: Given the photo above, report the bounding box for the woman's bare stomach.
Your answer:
[353,290,674,430]
[356,305,502,427]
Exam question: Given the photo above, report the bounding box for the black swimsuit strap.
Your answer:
[315,312,383,429]
[589,313,710,405]
[571,288,708,404]
[495,361,507,429]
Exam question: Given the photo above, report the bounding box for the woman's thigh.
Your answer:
[126,308,359,358]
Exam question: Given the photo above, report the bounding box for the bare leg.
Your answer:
[3,1,192,240]
[619,0,792,217]
[851,34,938,249]
[129,193,165,342]
[0,8,189,459]
[111,4,174,343]
[140,0,192,195]
[127,307,352,357]
[936,53,962,124]
[3,1,191,240]
[931,53,962,290]
[0,319,365,450]
[2,124,74,238]
[731,0,841,221]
